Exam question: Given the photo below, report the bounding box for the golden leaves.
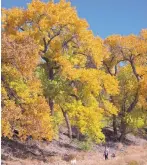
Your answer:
[21,96,54,141]
[2,33,53,140]
[140,29,147,40]
[2,8,25,34]
[104,30,147,132]
[2,33,39,78]
[2,0,122,142]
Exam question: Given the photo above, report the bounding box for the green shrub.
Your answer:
[79,139,93,151]
[128,160,139,165]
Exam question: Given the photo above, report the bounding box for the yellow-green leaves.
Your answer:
[2,0,121,142]
[104,30,147,135]
[2,31,53,141]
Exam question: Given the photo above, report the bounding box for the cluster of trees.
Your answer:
[2,0,147,143]
[104,31,147,140]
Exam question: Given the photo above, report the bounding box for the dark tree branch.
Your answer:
[41,25,66,54]
[114,65,118,76]
[103,61,113,75]
[127,89,139,113]
[2,76,20,101]
[60,106,72,139]
[62,35,76,49]
[130,59,141,81]
[2,75,25,113]
[73,51,88,57]
[70,94,79,101]
[110,55,115,63]
[19,27,25,31]
[42,38,48,53]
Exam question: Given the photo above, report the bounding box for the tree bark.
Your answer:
[113,115,117,136]
[48,67,54,115]
[127,90,139,113]
[130,59,140,81]
[110,96,118,136]
[49,98,54,116]
[61,108,72,139]
[119,118,127,142]
[49,67,54,80]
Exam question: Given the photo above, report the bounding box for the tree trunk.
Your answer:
[49,67,54,80]
[113,115,117,136]
[48,67,54,115]
[110,96,118,136]
[49,98,54,116]
[119,118,127,142]
[130,60,140,81]
[61,108,72,139]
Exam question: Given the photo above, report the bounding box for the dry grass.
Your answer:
[3,145,147,165]
[2,134,147,165]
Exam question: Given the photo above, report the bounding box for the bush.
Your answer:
[79,139,93,151]
[128,160,139,165]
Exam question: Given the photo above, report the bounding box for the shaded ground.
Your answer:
[2,128,147,165]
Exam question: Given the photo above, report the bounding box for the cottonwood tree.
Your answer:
[2,0,119,142]
[2,34,53,141]
[104,30,147,141]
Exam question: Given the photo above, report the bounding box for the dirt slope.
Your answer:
[2,133,147,165]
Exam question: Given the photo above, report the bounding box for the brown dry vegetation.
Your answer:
[2,135,147,165]
[2,145,147,165]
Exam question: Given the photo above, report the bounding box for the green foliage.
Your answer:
[75,138,93,151]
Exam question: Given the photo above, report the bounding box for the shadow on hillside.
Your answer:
[1,137,57,162]
[2,128,146,163]
[102,127,147,146]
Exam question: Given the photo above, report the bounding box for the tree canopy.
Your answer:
[2,0,147,142]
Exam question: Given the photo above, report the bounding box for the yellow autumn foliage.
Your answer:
[2,0,120,142]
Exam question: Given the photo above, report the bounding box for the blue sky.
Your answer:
[2,0,147,38]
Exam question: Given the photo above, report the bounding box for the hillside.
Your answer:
[2,129,147,165]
